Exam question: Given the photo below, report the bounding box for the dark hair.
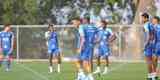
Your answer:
[83,17,90,22]
[48,24,54,29]
[153,16,160,22]
[101,20,108,26]
[141,13,149,19]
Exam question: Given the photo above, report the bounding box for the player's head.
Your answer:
[4,24,11,32]
[81,17,90,24]
[71,18,81,28]
[98,20,108,29]
[48,24,54,32]
[152,16,160,25]
[141,13,149,23]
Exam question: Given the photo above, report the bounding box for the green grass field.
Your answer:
[0,62,151,80]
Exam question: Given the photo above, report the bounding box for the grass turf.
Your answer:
[0,62,151,80]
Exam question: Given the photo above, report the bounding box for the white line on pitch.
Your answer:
[17,63,50,80]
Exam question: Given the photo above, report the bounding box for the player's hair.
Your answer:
[4,24,11,29]
[83,17,90,22]
[153,16,160,22]
[48,24,55,31]
[72,17,80,21]
[101,20,108,29]
[101,20,108,26]
[141,13,149,19]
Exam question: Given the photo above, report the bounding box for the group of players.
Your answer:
[45,17,116,80]
[141,13,160,80]
[0,13,160,80]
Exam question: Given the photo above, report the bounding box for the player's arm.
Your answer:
[8,32,14,55]
[45,31,50,40]
[108,29,116,43]
[143,25,153,46]
[56,33,59,48]
[94,30,100,43]
[78,25,85,52]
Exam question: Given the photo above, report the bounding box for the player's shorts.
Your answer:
[144,43,154,57]
[154,42,160,56]
[98,44,110,57]
[48,48,60,56]
[79,44,94,61]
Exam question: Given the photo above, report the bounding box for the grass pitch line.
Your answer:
[17,63,50,80]
[108,63,127,74]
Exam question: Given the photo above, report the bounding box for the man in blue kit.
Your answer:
[0,24,14,72]
[77,17,98,80]
[141,13,155,80]
[151,16,160,80]
[93,20,116,75]
[45,24,61,73]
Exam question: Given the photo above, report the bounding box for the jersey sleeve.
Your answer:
[107,28,113,35]
[79,25,84,37]
[144,23,150,32]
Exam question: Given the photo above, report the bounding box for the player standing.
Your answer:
[77,17,98,80]
[93,20,116,75]
[141,13,155,80]
[0,24,14,72]
[71,18,85,80]
[152,16,160,79]
[45,24,61,73]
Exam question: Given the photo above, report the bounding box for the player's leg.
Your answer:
[83,60,94,80]
[84,47,94,80]
[0,54,3,67]
[102,56,109,74]
[145,56,155,80]
[48,51,53,73]
[93,55,101,74]
[144,44,156,80]
[153,56,158,78]
[57,52,61,73]
[153,45,160,79]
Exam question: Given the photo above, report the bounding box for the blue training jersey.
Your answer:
[48,31,59,49]
[0,31,14,51]
[143,22,154,44]
[154,24,160,43]
[98,27,113,45]
[79,24,98,45]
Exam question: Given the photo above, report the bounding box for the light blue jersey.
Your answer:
[0,31,14,56]
[143,22,154,57]
[97,27,113,56]
[79,24,98,60]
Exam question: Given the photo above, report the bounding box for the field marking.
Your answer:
[17,63,50,80]
[107,63,127,74]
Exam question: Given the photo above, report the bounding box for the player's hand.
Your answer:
[76,48,81,53]
[8,48,13,55]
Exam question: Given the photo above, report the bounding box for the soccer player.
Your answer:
[0,24,14,72]
[45,24,61,73]
[141,13,155,80]
[93,20,116,75]
[71,18,85,80]
[77,17,98,80]
[152,16,160,79]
